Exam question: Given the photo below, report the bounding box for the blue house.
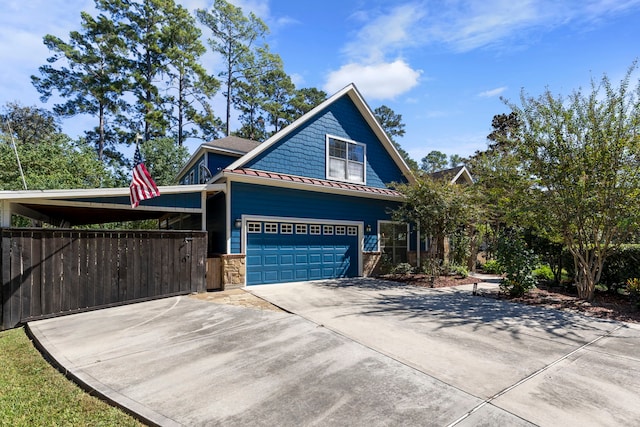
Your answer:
[175,84,416,287]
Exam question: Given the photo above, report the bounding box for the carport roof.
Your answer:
[0,184,225,226]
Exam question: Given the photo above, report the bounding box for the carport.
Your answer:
[0,184,225,330]
[0,183,225,229]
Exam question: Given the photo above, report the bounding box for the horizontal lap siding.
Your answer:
[1,229,207,330]
[230,182,399,254]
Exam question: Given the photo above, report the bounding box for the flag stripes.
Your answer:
[130,145,160,208]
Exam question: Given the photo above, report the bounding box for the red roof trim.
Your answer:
[224,169,402,197]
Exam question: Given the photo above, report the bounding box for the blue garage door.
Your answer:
[246,221,359,285]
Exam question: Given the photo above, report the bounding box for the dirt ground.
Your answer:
[382,273,640,324]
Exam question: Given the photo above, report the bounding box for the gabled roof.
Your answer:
[225,83,415,184]
[202,135,259,155]
[177,136,260,180]
[429,165,473,185]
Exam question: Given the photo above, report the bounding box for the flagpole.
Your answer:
[3,118,28,190]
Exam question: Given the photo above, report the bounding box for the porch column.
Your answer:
[0,200,11,227]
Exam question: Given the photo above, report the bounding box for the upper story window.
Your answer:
[326,135,365,184]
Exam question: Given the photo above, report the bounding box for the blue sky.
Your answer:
[2,0,640,164]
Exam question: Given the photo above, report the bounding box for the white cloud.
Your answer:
[323,60,421,100]
[422,0,640,52]
[343,3,426,63]
[478,87,507,98]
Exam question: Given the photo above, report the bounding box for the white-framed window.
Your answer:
[247,222,261,233]
[281,223,293,234]
[265,223,278,234]
[310,224,321,235]
[296,224,308,234]
[347,226,357,236]
[188,171,195,185]
[336,226,346,235]
[326,135,365,184]
[323,225,334,235]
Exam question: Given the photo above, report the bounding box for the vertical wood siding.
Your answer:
[1,228,206,330]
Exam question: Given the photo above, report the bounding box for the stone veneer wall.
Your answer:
[363,251,382,276]
[221,254,246,289]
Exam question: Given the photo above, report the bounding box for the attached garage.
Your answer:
[245,219,361,285]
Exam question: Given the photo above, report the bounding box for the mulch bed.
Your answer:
[380,273,640,324]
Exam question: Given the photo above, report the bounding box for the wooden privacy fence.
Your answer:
[1,228,207,330]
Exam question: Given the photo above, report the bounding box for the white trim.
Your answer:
[240,214,364,277]
[451,166,474,185]
[200,191,207,231]
[325,134,367,185]
[0,184,224,201]
[226,180,232,254]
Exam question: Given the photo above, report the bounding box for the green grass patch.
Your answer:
[0,327,143,427]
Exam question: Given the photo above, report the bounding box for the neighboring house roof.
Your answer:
[223,168,403,200]
[202,135,260,155]
[225,83,415,184]
[429,165,473,185]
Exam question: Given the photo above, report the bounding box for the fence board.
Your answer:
[1,228,207,330]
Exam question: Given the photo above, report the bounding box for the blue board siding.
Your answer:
[230,181,399,254]
[207,152,239,175]
[245,96,407,188]
[246,230,357,285]
[69,192,201,209]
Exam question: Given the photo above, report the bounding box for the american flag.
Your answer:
[129,145,160,208]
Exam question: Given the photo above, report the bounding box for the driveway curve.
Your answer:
[27,278,640,426]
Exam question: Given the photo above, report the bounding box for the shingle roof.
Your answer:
[203,136,260,154]
[224,168,402,197]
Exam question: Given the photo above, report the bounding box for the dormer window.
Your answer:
[326,135,365,184]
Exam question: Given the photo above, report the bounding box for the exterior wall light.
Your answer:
[365,224,372,233]
[234,218,242,229]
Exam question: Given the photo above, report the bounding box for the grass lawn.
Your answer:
[0,327,143,427]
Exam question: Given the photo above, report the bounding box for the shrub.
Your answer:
[421,257,443,276]
[391,262,414,274]
[533,264,554,284]
[450,264,469,278]
[497,230,537,297]
[482,259,504,274]
[626,278,640,307]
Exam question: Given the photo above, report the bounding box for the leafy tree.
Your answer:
[162,3,221,145]
[289,87,327,117]
[260,60,295,135]
[0,104,116,191]
[420,150,448,173]
[139,137,189,185]
[505,64,640,301]
[31,11,128,160]
[0,103,60,146]
[373,105,418,170]
[487,112,521,151]
[449,154,464,168]
[197,0,271,136]
[392,175,472,262]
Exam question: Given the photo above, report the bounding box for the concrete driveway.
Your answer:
[27,278,640,426]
